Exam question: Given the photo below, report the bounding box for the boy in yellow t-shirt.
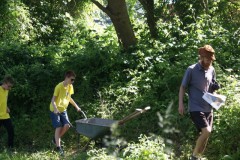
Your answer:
[49,71,81,156]
[0,76,14,148]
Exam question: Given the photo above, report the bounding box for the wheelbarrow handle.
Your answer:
[118,106,151,125]
[58,113,75,128]
[80,110,88,120]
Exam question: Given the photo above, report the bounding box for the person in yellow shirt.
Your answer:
[0,76,14,148]
[49,70,81,156]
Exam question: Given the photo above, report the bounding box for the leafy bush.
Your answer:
[123,135,172,160]
[87,134,172,160]
[0,0,36,43]
[206,74,240,159]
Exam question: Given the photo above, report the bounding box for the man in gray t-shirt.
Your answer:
[178,45,219,160]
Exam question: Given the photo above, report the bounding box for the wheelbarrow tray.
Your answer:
[75,118,118,139]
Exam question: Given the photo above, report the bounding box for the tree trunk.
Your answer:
[138,0,158,39]
[202,0,209,13]
[92,0,137,49]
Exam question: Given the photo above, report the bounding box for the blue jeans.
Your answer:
[50,111,70,128]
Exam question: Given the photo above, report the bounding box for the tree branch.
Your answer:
[91,0,111,16]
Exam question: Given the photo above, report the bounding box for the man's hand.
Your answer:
[178,103,185,116]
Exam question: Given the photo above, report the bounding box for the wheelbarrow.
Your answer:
[75,106,150,149]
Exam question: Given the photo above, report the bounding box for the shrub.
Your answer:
[87,134,172,160]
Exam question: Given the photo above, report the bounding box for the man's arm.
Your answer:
[178,85,186,115]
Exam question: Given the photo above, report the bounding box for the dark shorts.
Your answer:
[190,111,213,133]
[0,118,14,147]
[50,111,70,128]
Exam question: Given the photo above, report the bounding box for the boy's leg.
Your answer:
[58,111,70,140]
[55,124,69,147]
[55,127,62,147]
[51,111,70,147]
[3,119,14,148]
[55,112,70,157]
[59,125,70,138]
[50,112,61,147]
[50,112,65,156]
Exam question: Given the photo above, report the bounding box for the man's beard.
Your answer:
[201,61,212,69]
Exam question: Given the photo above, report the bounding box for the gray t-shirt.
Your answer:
[181,62,216,112]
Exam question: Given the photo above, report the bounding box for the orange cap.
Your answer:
[198,45,216,60]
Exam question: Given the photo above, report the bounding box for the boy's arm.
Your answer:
[51,96,59,114]
[7,107,10,113]
[70,98,81,112]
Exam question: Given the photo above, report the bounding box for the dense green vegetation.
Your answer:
[0,0,240,159]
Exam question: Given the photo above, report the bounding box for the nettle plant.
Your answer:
[87,134,172,160]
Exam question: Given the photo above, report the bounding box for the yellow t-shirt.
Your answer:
[49,82,74,113]
[0,86,10,119]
